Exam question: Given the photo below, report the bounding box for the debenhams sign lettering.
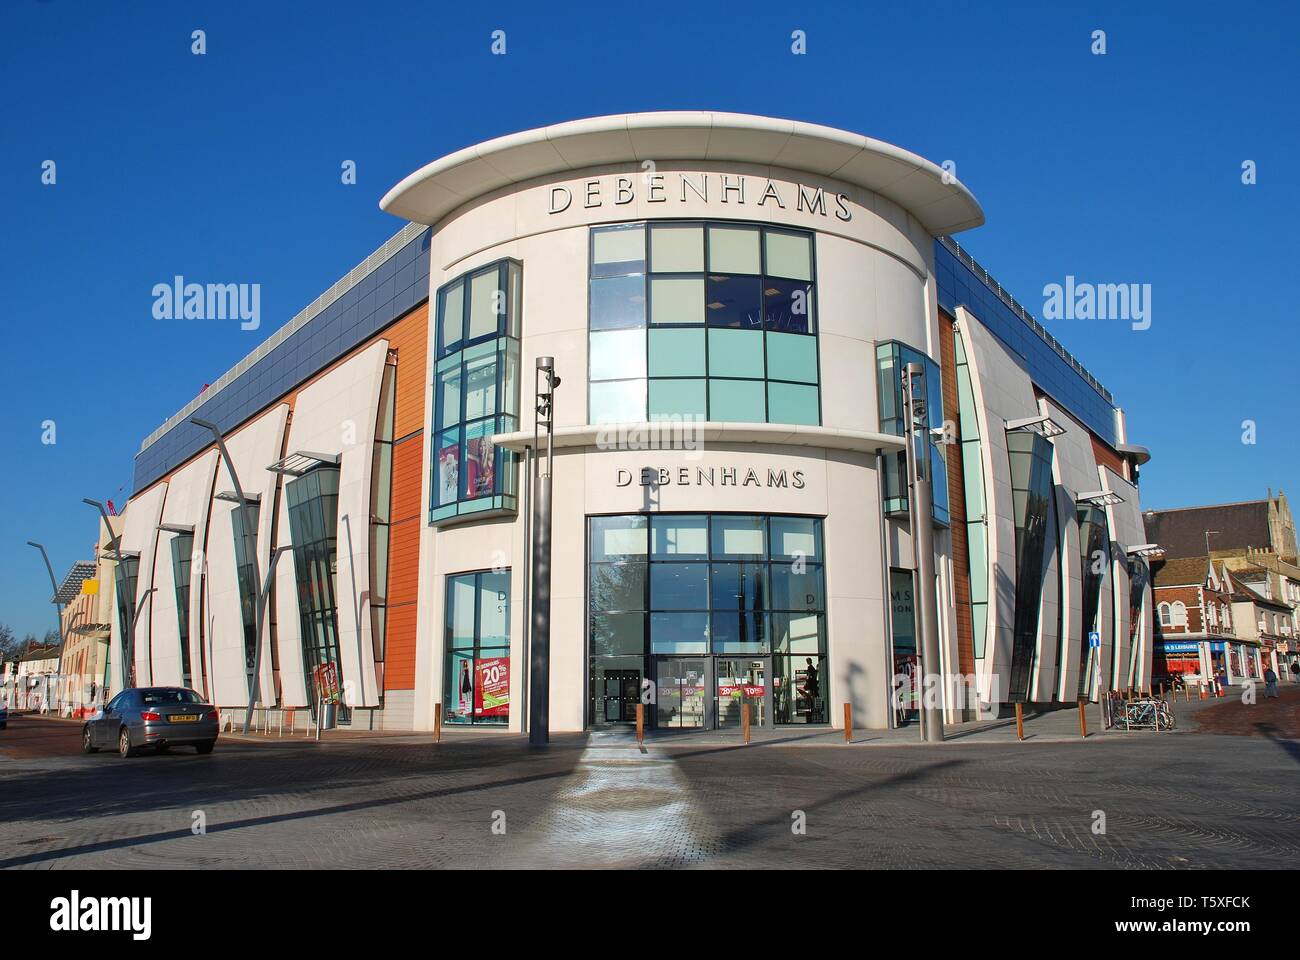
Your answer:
[549,173,852,222]
[618,466,807,489]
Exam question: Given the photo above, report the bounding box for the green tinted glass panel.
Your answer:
[707,328,764,379]
[765,332,818,384]
[709,379,766,422]
[649,277,704,325]
[648,328,705,377]
[590,379,646,423]
[767,381,819,425]
[649,379,707,420]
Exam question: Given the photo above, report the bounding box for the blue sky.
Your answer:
[1,0,1297,640]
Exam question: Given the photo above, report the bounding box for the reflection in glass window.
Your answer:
[286,468,347,723]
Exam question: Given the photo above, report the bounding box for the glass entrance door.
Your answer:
[716,658,770,729]
[655,657,709,729]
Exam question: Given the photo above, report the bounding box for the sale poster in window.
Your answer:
[438,443,459,504]
[465,436,496,498]
[475,657,509,718]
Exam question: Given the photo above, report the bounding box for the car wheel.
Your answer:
[82,727,98,754]
[196,740,215,755]
[118,728,135,758]
[156,743,170,754]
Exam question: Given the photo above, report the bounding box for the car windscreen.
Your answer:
[138,689,205,705]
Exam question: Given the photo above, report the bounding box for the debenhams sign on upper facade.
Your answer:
[548,172,853,222]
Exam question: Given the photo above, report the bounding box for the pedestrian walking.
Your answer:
[1263,666,1279,699]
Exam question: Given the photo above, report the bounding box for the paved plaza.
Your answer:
[0,689,1296,870]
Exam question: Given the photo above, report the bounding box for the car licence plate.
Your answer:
[171,714,198,723]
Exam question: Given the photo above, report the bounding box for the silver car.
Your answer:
[83,687,219,757]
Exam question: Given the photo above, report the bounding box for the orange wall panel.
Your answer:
[384,601,418,690]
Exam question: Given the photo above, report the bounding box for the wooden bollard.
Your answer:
[742,703,751,744]
[1158,683,1164,699]
[1078,700,1088,738]
[1015,701,1025,741]
[843,702,852,743]
[433,704,442,743]
[635,702,644,744]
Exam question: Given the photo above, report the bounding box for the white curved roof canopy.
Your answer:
[381,111,984,235]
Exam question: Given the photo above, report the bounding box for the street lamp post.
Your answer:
[26,540,64,648]
[901,362,945,743]
[529,357,561,748]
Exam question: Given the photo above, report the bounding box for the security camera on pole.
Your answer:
[529,357,561,747]
[901,362,945,743]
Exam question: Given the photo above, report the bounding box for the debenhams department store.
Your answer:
[114,112,1154,736]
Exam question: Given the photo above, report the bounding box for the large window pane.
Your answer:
[591,612,645,657]
[593,224,645,276]
[769,517,822,560]
[447,575,477,649]
[708,225,760,274]
[771,564,824,612]
[590,329,646,381]
[762,278,814,333]
[710,562,767,612]
[648,379,707,421]
[767,382,819,425]
[590,275,646,330]
[707,328,764,379]
[478,572,511,644]
[649,276,704,325]
[435,361,462,433]
[434,429,460,506]
[468,268,500,340]
[590,379,646,423]
[463,353,498,420]
[650,562,709,610]
[764,230,813,281]
[650,612,709,654]
[589,563,647,613]
[711,516,766,559]
[648,328,705,377]
[765,332,818,383]
[590,515,649,561]
[709,379,766,422]
[461,420,496,500]
[651,515,709,558]
[650,223,704,272]
[711,612,767,654]
[705,275,762,329]
[439,280,464,354]
[772,612,823,654]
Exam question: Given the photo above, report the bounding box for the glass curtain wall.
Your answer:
[431,259,522,524]
[876,341,950,525]
[1006,429,1054,701]
[286,467,346,721]
[588,222,820,425]
[113,555,140,689]
[231,504,261,695]
[1076,504,1108,698]
[169,533,194,687]
[588,514,827,726]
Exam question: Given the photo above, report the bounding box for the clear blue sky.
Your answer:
[2,0,1297,640]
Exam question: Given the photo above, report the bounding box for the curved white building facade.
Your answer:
[111,113,1153,735]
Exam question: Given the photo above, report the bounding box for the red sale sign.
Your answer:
[475,657,510,717]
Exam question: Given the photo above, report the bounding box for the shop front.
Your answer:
[587,512,827,731]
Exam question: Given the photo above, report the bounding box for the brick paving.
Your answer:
[0,702,1296,870]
